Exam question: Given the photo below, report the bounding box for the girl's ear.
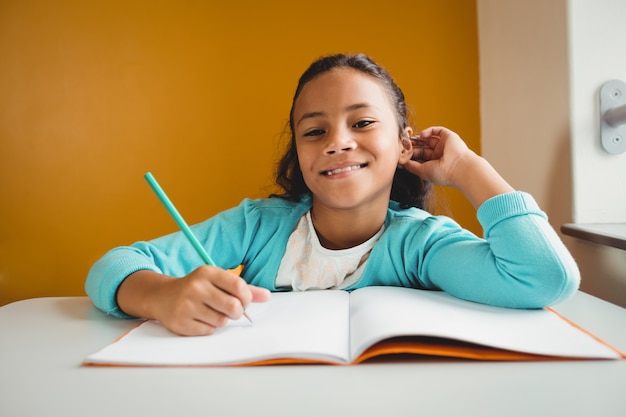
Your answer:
[398,127,413,164]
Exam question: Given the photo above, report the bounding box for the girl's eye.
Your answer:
[303,129,325,137]
[354,120,374,128]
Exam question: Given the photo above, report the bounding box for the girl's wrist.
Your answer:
[452,153,514,209]
[117,270,173,320]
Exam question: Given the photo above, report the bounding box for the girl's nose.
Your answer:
[323,129,356,155]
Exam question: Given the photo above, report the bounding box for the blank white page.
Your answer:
[349,286,620,360]
[86,290,350,366]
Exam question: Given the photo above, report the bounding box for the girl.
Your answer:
[86,53,580,336]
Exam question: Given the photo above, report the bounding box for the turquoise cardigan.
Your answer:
[85,192,580,318]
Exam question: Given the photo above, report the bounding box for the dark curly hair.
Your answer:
[274,53,432,209]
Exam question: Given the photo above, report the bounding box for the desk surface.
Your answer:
[2,293,626,417]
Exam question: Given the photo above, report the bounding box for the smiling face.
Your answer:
[292,68,412,214]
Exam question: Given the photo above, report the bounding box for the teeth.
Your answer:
[324,164,364,176]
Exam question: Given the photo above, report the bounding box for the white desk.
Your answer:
[1,293,626,417]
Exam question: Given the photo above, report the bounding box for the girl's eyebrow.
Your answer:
[297,111,324,126]
[296,103,372,127]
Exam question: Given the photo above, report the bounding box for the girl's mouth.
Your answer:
[321,163,368,176]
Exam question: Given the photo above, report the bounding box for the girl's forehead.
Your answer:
[295,68,392,111]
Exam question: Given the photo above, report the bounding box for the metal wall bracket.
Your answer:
[600,80,626,154]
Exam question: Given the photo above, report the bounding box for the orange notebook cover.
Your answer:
[84,287,624,367]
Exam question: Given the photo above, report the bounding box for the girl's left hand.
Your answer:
[401,126,515,208]
[401,126,472,187]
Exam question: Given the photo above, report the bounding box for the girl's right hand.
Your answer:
[117,267,271,336]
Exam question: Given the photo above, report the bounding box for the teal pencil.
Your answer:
[144,172,253,324]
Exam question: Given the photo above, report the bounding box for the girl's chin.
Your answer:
[311,193,389,211]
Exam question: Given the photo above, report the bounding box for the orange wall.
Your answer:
[0,0,480,305]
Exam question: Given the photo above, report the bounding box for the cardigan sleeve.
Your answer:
[84,202,257,318]
[84,197,307,318]
[417,192,580,308]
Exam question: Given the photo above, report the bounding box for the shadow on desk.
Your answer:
[7,297,144,344]
[52,297,114,321]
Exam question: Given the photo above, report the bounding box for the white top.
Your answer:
[275,211,384,291]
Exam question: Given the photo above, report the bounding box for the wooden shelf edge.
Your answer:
[561,223,626,251]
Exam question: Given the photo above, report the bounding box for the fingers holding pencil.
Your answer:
[142,172,274,334]
[154,266,270,336]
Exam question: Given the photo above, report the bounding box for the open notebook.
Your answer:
[84,286,624,366]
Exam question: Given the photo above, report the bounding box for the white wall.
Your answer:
[568,0,626,223]
[566,0,626,306]
[477,0,626,307]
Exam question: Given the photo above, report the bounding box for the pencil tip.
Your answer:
[244,311,253,324]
